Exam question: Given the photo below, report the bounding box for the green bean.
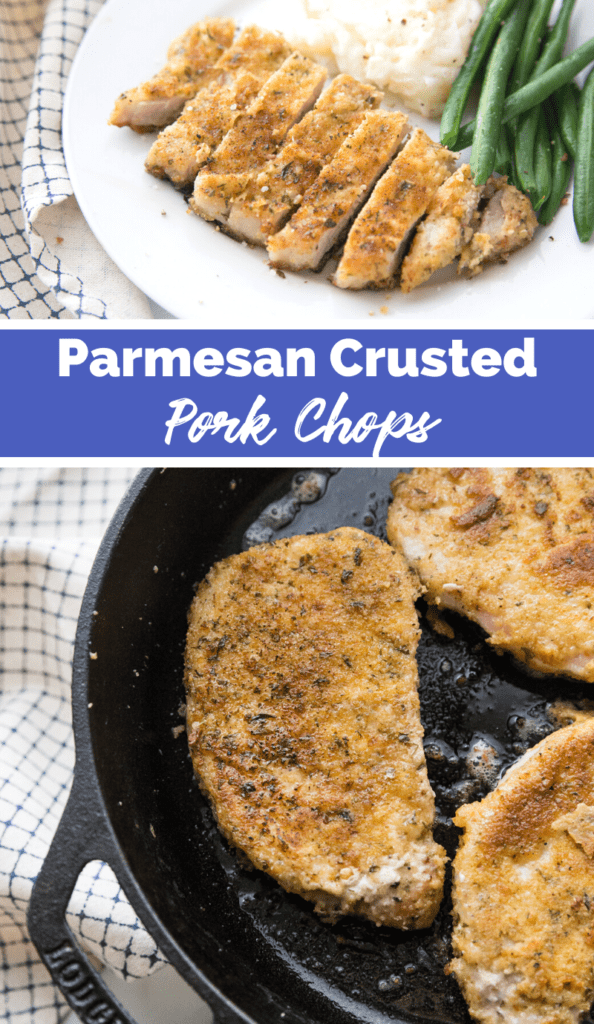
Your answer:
[506,157,523,190]
[505,125,523,189]
[471,2,532,184]
[509,0,555,94]
[532,106,553,209]
[531,0,578,77]
[454,35,594,150]
[539,110,572,225]
[440,0,520,149]
[573,65,594,242]
[494,125,512,176]
[514,106,540,198]
[507,0,577,150]
[555,81,580,159]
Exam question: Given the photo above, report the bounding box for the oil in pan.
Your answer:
[191,468,593,1024]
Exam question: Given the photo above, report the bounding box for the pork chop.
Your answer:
[225,75,382,245]
[387,468,594,682]
[191,52,327,223]
[458,178,538,276]
[333,128,457,290]
[267,110,409,272]
[145,27,292,186]
[109,19,235,133]
[184,527,446,928]
[399,164,483,293]
[449,716,594,1024]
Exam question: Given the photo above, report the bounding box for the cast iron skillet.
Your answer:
[27,468,594,1024]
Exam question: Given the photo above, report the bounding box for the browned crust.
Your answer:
[452,493,499,528]
[145,27,292,184]
[387,468,594,681]
[267,110,409,272]
[449,719,594,1024]
[399,164,482,293]
[458,179,538,277]
[226,75,383,244]
[541,537,594,590]
[191,52,327,222]
[457,718,594,856]
[184,528,445,928]
[109,19,235,132]
[333,128,457,290]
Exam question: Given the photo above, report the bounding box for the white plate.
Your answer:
[63,0,594,324]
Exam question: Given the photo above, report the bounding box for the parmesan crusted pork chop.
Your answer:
[387,468,594,682]
[145,27,292,187]
[400,164,483,293]
[225,75,383,245]
[449,716,594,1024]
[333,128,457,291]
[191,52,327,224]
[458,178,538,276]
[267,110,409,272]
[184,528,446,929]
[109,19,235,132]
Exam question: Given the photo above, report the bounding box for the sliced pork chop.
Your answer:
[387,468,594,682]
[109,19,235,133]
[399,165,483,293]
[145,27,292,186]
[333,128,457,291]
[191,52,327,223]
[449,717,594,1024]
[184,527,446,929]
[458,178,538,276]
[267,110,409,272]
[225,75,382,245]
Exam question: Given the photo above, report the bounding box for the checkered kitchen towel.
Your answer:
[0,469,168,1024]
[1,0,152,318]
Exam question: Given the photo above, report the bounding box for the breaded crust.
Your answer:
[191,52,327,223]
[145,27,292,186]
[267,110,409,272]
[399,164,483,293]
[449,717,594,1024]
[109,19,235,132]
[458,179,538,277]
[333,128,457,290]
[226,75,383,245]
[387,468,594,682]
[184,528,446,929]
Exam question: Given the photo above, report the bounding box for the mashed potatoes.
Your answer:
[257,0,485,118]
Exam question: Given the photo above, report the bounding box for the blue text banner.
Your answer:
[1,329,590,458]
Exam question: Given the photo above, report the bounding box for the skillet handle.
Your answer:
[27,772,138,1024]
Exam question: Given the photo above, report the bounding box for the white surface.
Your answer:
[63,0,594,324]
[64,963,213,1024]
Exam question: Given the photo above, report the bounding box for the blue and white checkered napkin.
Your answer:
[0,469,168,1024]
[1,0,151,318]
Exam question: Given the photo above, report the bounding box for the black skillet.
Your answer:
[27,468,593,1024]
